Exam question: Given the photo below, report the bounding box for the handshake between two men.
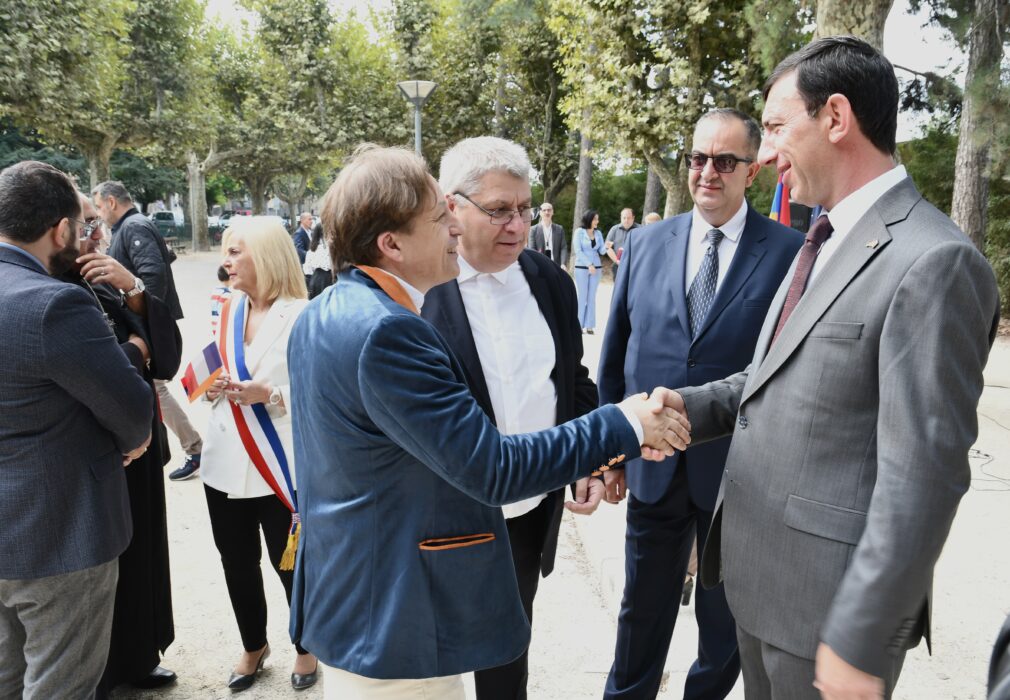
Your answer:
[566,387,689,514]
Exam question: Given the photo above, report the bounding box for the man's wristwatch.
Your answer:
[268,386,282,406]
[125,277,145,298]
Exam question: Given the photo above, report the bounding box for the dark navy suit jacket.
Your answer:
[598,205,802,507]
[423,250,599,577]
[0,245,153,579]
[288,268,639,678]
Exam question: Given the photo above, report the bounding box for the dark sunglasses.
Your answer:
[684,152,754,174]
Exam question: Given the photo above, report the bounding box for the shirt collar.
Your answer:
[691,199,748,243]
[383,270,426,312]
[111,206,139,234]
[0,241,48,273]
[825,165,907,237]
[457,254,516,286]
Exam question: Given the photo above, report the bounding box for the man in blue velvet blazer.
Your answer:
[287,145,690,698]
[598,110,803,699]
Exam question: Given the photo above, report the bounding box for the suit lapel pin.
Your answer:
[865,239,879,249]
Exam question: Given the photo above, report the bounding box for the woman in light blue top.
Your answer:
[573,209,606,333]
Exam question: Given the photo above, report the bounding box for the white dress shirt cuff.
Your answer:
[616,403,645,445]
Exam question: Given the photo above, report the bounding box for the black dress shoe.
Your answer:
[291,660,319,690]
[681,576,695,606]
[131,666,178,689]
[228,645,270,692]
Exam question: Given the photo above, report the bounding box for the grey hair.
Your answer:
[91,180,133,205]
[438,137,531,198]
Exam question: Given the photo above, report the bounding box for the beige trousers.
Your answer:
[321,662,465,700]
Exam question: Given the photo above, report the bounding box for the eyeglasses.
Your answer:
[684,152,754,174]
[73,218,104,240]
[453,192,539,226]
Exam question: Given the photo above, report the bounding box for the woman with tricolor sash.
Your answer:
[198,217,317,692]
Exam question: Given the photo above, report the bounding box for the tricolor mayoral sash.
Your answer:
[218,293,300,569]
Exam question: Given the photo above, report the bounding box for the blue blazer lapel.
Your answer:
[665,217,692,340]
[692,206,768,344]
[427,280,495,420]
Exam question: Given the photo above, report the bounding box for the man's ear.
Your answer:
[375,231,404,263]
[823,93,854,146]
[445,193,458,213]
[47,218,72,249]
[744,160,761,187]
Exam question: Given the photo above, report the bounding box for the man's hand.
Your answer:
[603,469,626,504]
[123,431,152,466]
[641,387,690,460]
[618,392,691,458]
[78,252,135,293]
[127,334,150,363]
[565,476,605,515]
[813,643,884,699]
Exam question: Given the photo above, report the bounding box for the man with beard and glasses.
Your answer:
[66,193,183,696]
[0,161,153,700]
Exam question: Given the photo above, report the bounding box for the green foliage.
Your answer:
[109,151,185,208]
[897,124,958,212]
[0,120,89,183]
[205,173,244,207]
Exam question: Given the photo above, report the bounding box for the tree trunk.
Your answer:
[572,110,593,234]
[186,152,210,252]
[246,175,271,214]
[493,53,507,138]
[645,150,688,218]
[83,135,117,190]
[951,0,1005,251]
[814,0,893,50]
[643,166,663,216]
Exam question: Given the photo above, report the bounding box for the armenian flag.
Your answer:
[769,174,791,227]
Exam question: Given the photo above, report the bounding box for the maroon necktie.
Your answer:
[771,215,834,344]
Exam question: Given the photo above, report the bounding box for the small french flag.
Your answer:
[181,342,224,403]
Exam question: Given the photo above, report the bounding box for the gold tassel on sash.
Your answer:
[280,513,301,571]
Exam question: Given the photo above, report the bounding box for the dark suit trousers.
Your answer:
[606,467,740,699]
[204,485,307,655]
[474,496,553,700]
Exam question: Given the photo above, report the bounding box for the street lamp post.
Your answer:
[396,80,437,156]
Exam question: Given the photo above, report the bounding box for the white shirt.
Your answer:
[457,256,557,519]
[685,200,748,293]
[385,271,426,312]
[455,256,644,519]
[541,221,553,252]
[811,165,907,284]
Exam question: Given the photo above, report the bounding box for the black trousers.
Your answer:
[474,496,553,700]
[204,485,307,655]
[606,466,740,700]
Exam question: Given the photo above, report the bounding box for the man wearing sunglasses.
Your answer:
[598,109,802,699]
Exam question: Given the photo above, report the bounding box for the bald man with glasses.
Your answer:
[598,108,802,700]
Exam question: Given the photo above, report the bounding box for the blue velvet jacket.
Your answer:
[288,268,639,678]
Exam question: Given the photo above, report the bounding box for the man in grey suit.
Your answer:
[529,201,568,266]
[655,37,1001,698]
[0,161,154,699]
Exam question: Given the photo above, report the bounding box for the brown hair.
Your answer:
[322,144,434,270]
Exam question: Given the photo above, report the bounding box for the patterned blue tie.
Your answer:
[687,229,725,337]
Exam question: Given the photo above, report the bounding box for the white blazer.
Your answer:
[201,295,309,498]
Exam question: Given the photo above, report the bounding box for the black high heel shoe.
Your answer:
[291,656,319,690]
[227,644,270,692]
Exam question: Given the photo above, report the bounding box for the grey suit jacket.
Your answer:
[530,222,568,267]
[681,179,1001,677]
[0,246,154,579]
